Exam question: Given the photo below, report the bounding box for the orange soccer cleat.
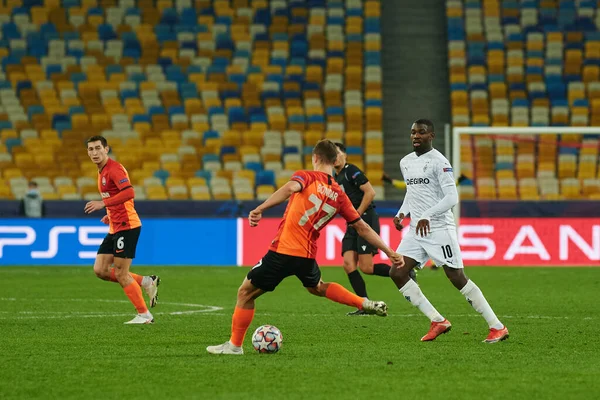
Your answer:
[421,319,452,341]
[483,326,509,343]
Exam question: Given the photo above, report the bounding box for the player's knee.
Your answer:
[93,267,108,280]
[237,285,256,303]
[358,262,374,275]
[389,265,406,280]
[93,263,111,280]
[444,266,467,288]
[307,282,327,297]
[342,258,356,272]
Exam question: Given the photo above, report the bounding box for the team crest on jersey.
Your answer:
[101,176,106,186]
[423,163,429,172]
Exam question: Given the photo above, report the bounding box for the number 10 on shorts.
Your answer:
[441,245,453,259]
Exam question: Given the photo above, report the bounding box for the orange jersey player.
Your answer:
[84,135,160,325]
[267,169,361,258]
[207,139,405,355]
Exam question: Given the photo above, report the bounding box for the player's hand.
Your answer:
[388,252,404,267]
[416,219,430,237]
[100,215,109,225]
[393,214,404,231]
[248,208,262,227]
[84,200,105,214]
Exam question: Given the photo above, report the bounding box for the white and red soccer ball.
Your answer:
[251,325,283,353]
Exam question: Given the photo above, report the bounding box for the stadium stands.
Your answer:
[0,0,383,200]
[447,0,600,200]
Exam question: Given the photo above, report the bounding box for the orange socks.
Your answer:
[325,282,365,309]
[109,268,143,285]
[229,307,255,347]
[123,281,148,314]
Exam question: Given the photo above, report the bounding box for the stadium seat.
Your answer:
[448,0,600,199]
[0,0,381,200]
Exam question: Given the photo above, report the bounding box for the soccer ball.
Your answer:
[251,325,283,353]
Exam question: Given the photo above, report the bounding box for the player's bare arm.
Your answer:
[356,181,376,215]
[249,181,302,227]
[84,200,105,214]
[350,219,404,267]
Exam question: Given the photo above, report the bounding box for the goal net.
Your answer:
[452,127,600,222]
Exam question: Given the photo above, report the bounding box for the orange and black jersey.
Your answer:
[268,170,361,259]
[97,158,141,234]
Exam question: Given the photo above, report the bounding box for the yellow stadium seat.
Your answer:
[256,184,275,200]
[305,131,323,146]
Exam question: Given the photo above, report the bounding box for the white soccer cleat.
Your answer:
[124,312,154,325]
[362,299,388,316]
[144,275,160,308]
[206,341,244,355]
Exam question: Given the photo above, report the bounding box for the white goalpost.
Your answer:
[451,126,600,224]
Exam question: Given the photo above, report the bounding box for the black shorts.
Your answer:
[341,208,380,256]
[97,227,141,259]
[247,250,321,292]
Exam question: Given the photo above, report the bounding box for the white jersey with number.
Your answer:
[399,148,456,232]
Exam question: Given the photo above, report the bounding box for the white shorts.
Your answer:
[396,227,463,269]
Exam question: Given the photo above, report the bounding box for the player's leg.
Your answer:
[94,235,147,284]
[343,250,368,297]
[114,256,153,324]
[123,228,160,308]
[358,251,418,282]
[343,251,371,316]
[110,229,154,324]
[207,251,285,355]
[94,234,115,281]
[93,253,114,281]
[341,228,369,299]
[391,233,451,341]
[299,259,388,316]
[356,211,392,277]
[94,229,160,307]
[207,277,265,356]
[435,229,508,343]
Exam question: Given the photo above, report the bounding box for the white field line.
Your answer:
[0,298,222,320]
[0,297,592,321]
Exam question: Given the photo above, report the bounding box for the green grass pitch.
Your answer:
[1,266,599,399]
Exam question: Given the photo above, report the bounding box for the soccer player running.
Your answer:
[390,120,509,343]
[333,143,414,316]
[84,136,160,324]
[207,140,404,355]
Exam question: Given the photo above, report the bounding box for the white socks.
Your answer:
[460,280,503,330]
[399,279,445,322]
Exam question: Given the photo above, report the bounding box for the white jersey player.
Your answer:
[390,119,509,343]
